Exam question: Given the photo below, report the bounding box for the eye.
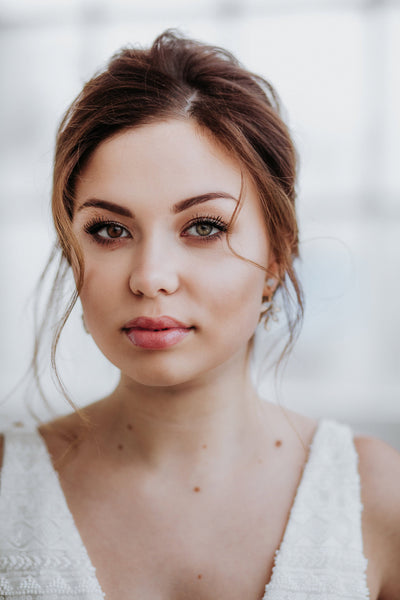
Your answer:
[96,224,129,239]
[186,222,219,237]
[84,218,131,244]
[183,216,228,240]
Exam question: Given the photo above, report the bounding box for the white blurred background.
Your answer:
[0,0,399,449]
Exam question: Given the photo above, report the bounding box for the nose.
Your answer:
[128,235,179,298]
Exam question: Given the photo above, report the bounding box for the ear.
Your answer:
[262,261,280,299]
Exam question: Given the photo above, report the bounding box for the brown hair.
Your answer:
[35,29,303,405]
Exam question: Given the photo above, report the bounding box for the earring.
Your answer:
[266,277,276,288]
[81,314,90,334]
[260,296,280,330]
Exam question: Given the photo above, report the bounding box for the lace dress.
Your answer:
[0,419,370,599]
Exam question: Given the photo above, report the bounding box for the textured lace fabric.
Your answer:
[0,420,370,600]
[262,420,370,600]
[0,429,104,599]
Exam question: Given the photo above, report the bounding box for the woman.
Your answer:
[0,30,399,600]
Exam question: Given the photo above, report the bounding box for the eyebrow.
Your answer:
[77,199,133,217]
[77,192,238,218]
[172,192,238,213]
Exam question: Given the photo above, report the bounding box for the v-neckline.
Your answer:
[32,419,324,600]
[261,418,324,598]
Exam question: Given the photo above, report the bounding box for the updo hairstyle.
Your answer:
[36,29,303,397]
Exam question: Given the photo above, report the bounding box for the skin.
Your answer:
[73,119,274,395]
[1,119,399,599]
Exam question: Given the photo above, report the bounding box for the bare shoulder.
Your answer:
[354,434,400,600]
[272,404,319,446]
[38,401,109,471]
[354,434,400,530]
[38,412,89,469]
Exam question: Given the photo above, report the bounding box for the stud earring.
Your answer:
[266,277,276,288]
[81,314,90,334]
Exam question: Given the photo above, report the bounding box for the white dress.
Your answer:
[0,419,370,599]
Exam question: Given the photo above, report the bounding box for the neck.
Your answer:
[89,356,267,473]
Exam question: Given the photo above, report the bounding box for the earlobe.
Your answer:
[263,277,277,297]
[262,268,279,299]
[262,259,280,296]
[259,263,281,328]
[260,275,281,329]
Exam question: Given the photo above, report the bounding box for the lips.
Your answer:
[123,316,191,330]
[123,316,193,349]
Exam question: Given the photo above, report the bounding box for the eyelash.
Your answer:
[83,214,229,246]
[182,214,229,241]
[83,217,131,246]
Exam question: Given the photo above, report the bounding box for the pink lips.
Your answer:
[123,316,193,350]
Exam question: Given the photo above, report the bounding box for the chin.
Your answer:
[122,366,199,389]
[101,334,248,390]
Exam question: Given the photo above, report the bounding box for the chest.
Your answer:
[63,462,300,600]
[1,423,374,600]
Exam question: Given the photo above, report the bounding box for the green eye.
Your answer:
[193,222,217,236]
[183,216,228,239]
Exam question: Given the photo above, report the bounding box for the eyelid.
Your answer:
[189,213,227,225]
[84,217,129,230]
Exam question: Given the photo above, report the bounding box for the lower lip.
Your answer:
[125,327,192,349]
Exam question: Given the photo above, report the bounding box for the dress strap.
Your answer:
[264,419,370,599]
[0,429,104,599]
[0,429,47,499]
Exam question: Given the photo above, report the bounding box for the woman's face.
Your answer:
[72,119,275,388]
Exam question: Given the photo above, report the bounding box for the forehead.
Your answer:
[75,119,248,208]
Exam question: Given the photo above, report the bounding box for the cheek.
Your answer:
[211,230,269,317]
[79,258,127,320]
[201,258,265,333]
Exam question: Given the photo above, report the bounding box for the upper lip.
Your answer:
[123,316,192,330]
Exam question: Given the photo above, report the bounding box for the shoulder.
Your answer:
[354,434,400,531]
[354,434,400,600]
